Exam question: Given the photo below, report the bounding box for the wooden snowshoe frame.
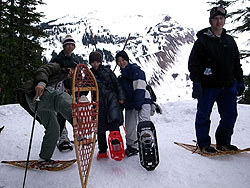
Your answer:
[174,142,250,157]
[72,64,99,188]
[1,159,76,171]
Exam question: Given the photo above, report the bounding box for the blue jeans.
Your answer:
[195,82,238,149]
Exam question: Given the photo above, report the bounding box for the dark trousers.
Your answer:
[98,122,120,153]
[57,113,66,136]
[195,82,238,149]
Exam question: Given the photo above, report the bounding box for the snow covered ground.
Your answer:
[1,100,250,188]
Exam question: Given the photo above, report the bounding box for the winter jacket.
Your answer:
[17,63,70,123]
[51,50,79,90]
[118,63,151,111]
[90,65,125,134]
[188,27,243,88]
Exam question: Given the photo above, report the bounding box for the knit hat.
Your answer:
[62,35,75,47]
[89,51,103,63]
[115,50,129,63]
[209,7,227,19]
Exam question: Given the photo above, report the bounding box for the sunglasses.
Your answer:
[211,7,227,15]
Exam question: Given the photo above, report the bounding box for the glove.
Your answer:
[155,103,162,114]
[192,82,203,99]
[237,81,245,96]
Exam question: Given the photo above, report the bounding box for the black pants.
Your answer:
[98,122,120,153]
[57,113,66,136]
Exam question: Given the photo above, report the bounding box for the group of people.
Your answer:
[20,33,152,163]
[19,6,245,164]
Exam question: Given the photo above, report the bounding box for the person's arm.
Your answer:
[188,39,204,83]
[132,68,147,111]
[33,63,62,98]
[110,71,125,102]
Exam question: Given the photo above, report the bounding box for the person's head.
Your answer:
[115,50,129,69]
[62,35,76,56]
[209,7,226,29]
[89,51,103,70]
[59,59,77,78]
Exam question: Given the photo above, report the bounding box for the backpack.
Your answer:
[146,84,162,115]
[146,84,157,102]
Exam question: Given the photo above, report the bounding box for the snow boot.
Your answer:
[125,145,139,157]
[216,144,238,151]
[97,151,109,160]
[57,127,73,152]
[201,146,217,153]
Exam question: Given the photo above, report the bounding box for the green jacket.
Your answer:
[19,63,69,93]
[17,63,70,123]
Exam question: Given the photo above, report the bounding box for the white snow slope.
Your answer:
[1,100,250,188]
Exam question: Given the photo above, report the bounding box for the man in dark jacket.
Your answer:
[22,62,76,163]
[188,7,245,154]
[51,34,78,152]
[89,51,125,159]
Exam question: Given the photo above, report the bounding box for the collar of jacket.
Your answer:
[197,27,226,39]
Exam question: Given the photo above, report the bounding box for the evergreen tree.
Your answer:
[209,0,250,58]
[238,76,250,104]
[209,0,250,104]
[0,0,47,104]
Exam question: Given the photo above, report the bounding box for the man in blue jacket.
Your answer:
[188,7,245,154]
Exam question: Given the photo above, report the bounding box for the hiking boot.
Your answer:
[57,141,73,152]
[38,158,54,164]
[201,146,217,154]
[37,158,55,168]
[125,145,138,157]
[216,144,238,151]
[97,151,109,160]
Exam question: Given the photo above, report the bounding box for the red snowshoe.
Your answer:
[108,131,125,161]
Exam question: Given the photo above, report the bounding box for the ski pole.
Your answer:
[22,97,40,188]
[113,33,131,72]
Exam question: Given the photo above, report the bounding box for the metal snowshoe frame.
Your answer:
[137,121,159,171]
[140,130,155,150]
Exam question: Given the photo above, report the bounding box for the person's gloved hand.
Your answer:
[237,81,245,96]
[155,103,162,114]
[192,82,203,99]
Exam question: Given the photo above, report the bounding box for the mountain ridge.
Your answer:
[39,12,195,101]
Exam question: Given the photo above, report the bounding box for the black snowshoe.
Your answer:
[137,121,159,171]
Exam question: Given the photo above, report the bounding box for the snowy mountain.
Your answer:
[39,12,195,103]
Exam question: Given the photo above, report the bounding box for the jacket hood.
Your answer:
[196,27,226,39]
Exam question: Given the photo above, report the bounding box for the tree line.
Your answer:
[0,0,46,104]
[0,0,249,105]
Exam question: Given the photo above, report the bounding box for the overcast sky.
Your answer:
[38,0,211,30]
